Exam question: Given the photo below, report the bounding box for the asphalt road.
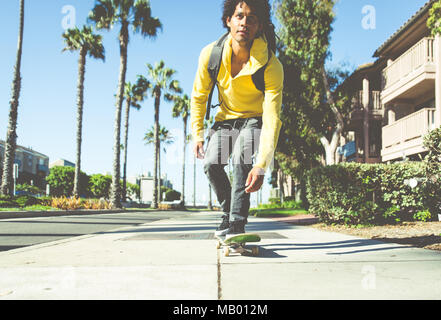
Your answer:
[0,211,191,252]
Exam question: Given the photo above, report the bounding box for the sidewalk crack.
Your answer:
[216,248,222,300]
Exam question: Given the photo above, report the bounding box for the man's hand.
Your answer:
[194,141,205,159]
[245,167,265,193]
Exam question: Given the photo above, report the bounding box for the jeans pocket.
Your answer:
[246,117,262,129]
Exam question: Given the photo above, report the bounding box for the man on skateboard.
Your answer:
[191,0,283,238]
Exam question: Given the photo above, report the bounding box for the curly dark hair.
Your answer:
[222,0,276,53]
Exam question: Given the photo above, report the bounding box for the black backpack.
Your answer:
[205,33,271,120]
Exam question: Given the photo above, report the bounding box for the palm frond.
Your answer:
[172,94,190,119]
[144,124,174,145]
[133,0,162,37]
[62,25,105,61]
[88,0,117,30]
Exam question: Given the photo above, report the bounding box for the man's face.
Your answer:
[226,2,262,47]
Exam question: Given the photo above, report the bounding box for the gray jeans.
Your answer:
[203,117,262,224]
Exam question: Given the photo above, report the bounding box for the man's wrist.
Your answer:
[253,166,265,176]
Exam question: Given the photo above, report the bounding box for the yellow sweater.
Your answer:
[190,34,284,171]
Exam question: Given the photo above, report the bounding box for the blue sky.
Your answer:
[0,0,429,205]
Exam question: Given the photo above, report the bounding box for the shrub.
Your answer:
[49,196,111,210]
[268,197,281,205]
[0,199,19,208]
[164,189,181,201]
[46,166,89,197]
[15,195,40,207]
[282,200,303,209]
[89,174,112,199]
[382,205,401,224]
[16,183,44,196]
[0,195,42,208]
[422,128,441,217]
[413,209,432,222]
[126,182,140,200]
[305,163,377,224]
[380,162,426,214]
[82,198,112,210]
[305,162,431,225]
[38,196,52,206]
[50,196,82,210]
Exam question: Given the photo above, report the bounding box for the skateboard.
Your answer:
[216,233,261,257]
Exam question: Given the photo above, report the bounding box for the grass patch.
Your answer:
[185,207,221,212]
[0,205,60,212]
[22,205,60,211]
[250,208,309,218]
[125,207,156,211]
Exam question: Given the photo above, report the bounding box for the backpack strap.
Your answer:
[251,50,272,93]
[206,32,229,121]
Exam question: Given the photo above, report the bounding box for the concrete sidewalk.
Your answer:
[0,211,440,300]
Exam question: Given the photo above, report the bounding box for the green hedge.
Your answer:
[0,195,42,208]
[305,162,439,225]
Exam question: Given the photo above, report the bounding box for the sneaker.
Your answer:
[225,221,246,239]
[214,215,230,236]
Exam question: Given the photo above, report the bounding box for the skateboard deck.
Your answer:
[216,233,261,256]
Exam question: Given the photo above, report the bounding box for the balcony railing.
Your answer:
[370,91,382,112]
[382,37,434,90]
[382,108,436,150]
[353,90,382,110]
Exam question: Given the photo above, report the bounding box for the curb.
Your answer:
[269,214,319,225]
[0,209,127,220]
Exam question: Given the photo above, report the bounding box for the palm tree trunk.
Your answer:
[1,0,25,196]
[73,48,86,198]
[158,141,161,202]
[152,93,160,209]
[180,117,187,207]
[208,184,213,210]
[110,23,129,209]
[122,96,131,202]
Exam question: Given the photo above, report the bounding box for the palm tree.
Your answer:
[144,125,174,202]
[62,26,105,198]
[144,61,181,208]
[171,94,190,208]
[88,0,162,208]
[1,0,25,196]
[156,126,174,201]
[122,77,150,201]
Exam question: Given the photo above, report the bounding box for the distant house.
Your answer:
[339,61,385,163]
[340,0,440,163]
[0,140,49,188]
[49,159,75,168]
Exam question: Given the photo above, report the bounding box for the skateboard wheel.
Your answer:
[224,247,230,257]
[252,246,259,256]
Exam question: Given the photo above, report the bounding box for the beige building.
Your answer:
[343,61,385,163]
[49,159,75,168]
[341,0,440,163]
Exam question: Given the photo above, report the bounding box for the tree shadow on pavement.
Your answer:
[372,235,441,249]
[260,238,407,255]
